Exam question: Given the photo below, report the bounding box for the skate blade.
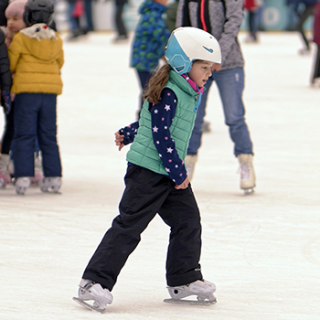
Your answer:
[164,298,217,306]
[72,297,106,313]
[40,188,62,194]
[243,188,255,195]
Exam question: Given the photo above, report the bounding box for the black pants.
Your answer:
[13,93,61,177]
[312,45,320,83]
[83,165,203,291]
[1,101,15,155]
[297,4,316,50]
[115,3,127,37]
[248,11,258,41]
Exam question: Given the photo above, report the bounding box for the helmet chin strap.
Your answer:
[193,87,202,113]
[182,73,203,113]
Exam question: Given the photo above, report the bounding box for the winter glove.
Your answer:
[1,91,11,115]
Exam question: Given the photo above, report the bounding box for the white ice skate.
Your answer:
[0,154,11,188]
[15,177,31,195]
[165,279,217,305]
[237,154,256,195]
[73,279,113,313]
[39,177,62,193]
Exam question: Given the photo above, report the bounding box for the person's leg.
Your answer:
[311,45,320,84]
[82,165,175,291]
[13,94,37,178]
[114,3,127,38]
[84,0,94,31]
[248,11,257,41]
[1,101,15,155]
[37,94,62,177]
[215,68,256,192]
[0,104,14,185]
[297,5,315,51]
[158,184,203,287]
[214,67,253,157]
[187,76,214,155]
[67,2,80,36]
[317,46,320,78]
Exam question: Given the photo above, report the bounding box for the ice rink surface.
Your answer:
[1,31,320,320]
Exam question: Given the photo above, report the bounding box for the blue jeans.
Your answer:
[84,0,94,31]
[187,67,253,157]
[13,93,62,178]
[68,2,79,34]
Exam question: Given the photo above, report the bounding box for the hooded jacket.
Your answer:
[9,23,64,95]
[130,0,170,71]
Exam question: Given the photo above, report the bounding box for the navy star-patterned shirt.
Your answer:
[119,88,187,185]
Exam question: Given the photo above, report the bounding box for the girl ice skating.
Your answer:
[73,27,221,312]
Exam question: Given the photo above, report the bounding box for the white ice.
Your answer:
[0,32,319,320]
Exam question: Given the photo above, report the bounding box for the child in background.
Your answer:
[9,0,64,194]
[0,0,44,188]
[0,0,25,188]
[243,0,264,43]
[130,0,170,119]
[0,26,12,187]
[73,27,221,313]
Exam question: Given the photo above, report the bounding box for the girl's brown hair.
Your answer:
[144,60,206,104]
[143,63,172,105]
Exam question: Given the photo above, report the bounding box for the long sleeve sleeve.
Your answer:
[150,88,187,185]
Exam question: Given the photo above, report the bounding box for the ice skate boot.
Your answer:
[165,279,217,304]
[40,177,62,193]
[0,154,11,188]
[185,155,198,181]
[73,279,113,313]
[30,153,44,184]
[15,177,31,195]
[238,154,256,195]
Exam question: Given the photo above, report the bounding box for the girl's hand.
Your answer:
[175,177,190,189]
[115,131,125,151]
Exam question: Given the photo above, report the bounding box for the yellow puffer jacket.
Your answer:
[9,24,64,95]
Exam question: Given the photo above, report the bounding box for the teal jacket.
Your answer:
[126,71,199,180]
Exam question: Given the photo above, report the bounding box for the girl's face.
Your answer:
[188,60,213,88]
[7,15,26,33]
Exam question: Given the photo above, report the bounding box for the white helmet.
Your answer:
[165,27,221,75]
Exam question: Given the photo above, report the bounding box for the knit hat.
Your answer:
[5,0,28,19]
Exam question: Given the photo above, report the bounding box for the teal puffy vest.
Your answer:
[126,70,199,177]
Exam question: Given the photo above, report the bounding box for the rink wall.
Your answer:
[54,0,314,33]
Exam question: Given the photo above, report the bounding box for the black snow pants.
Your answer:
[83,164,203,291]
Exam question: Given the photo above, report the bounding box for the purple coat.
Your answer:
[313,1,320,46]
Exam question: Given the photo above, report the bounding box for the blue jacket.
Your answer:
[130,0,170,71]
